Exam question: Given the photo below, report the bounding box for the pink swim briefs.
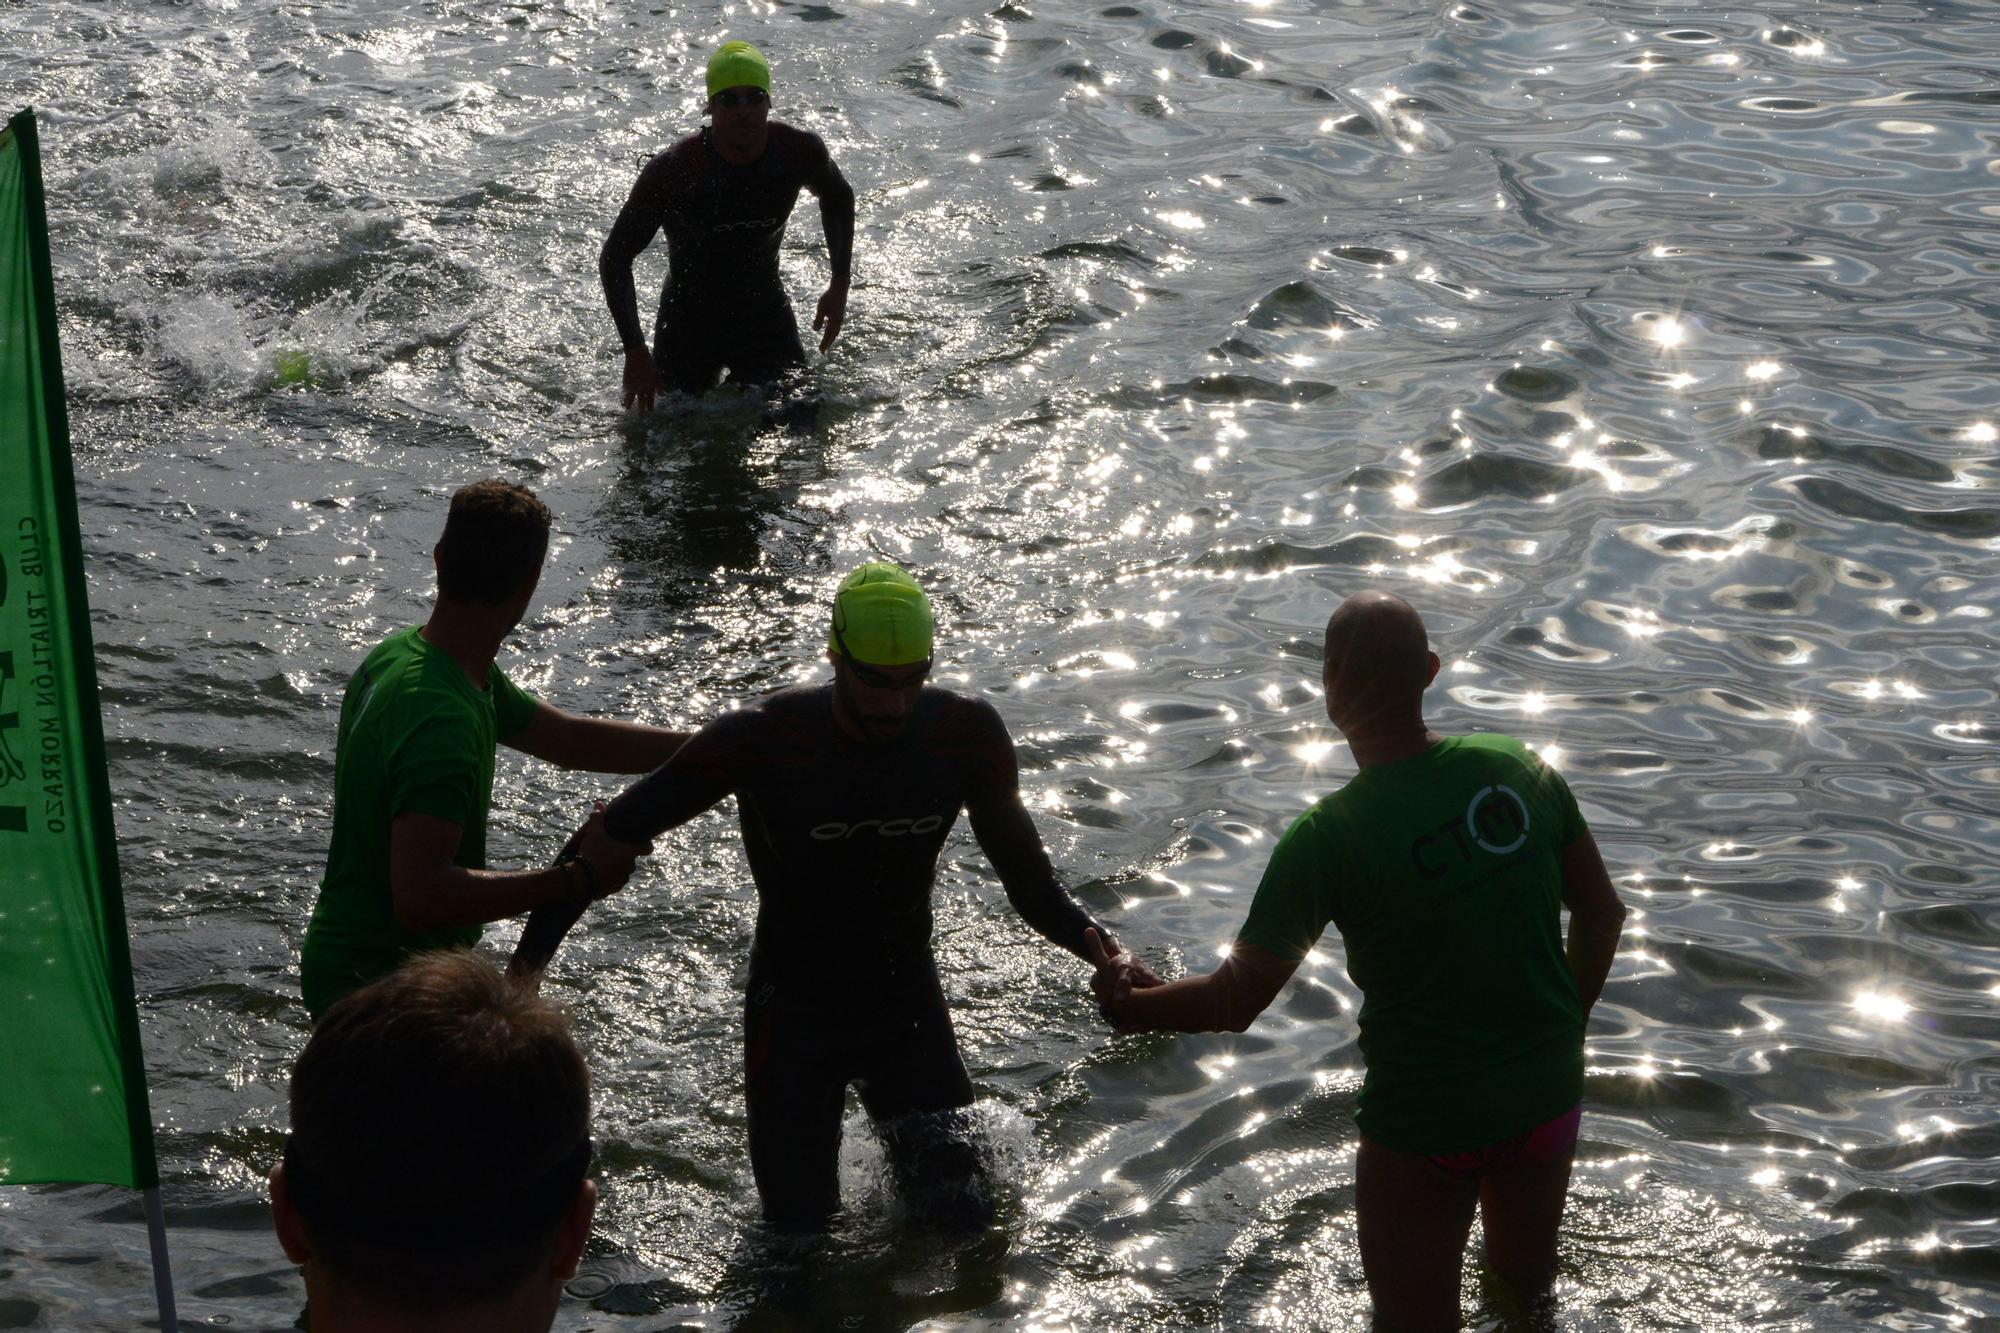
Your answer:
[1425,1102,1582,1181]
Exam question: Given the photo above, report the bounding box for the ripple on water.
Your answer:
[8,0,2000,1327]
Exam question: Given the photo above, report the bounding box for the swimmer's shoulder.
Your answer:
[917,686,1011,748]
[764,120,834,171]
[674,685,828,780]
[632,130,712,189]
[764,120,824,150]
[710,683,830,741]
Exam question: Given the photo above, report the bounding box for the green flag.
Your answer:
[0,107,159,1191]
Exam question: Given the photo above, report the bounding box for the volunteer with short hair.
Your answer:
[272,951,596,1333]
[300,480,683,1019]
[599,39,857,407]
[524,563,1158,1231]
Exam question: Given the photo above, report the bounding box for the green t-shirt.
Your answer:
[1236,734,1587,1154]
[300,627,537,1017]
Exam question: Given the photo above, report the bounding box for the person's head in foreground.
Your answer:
[434,478,552,617]
[1319,589,1441,742]
[271,950,595,1333]
[827,561,934,743]
[706,39,772,163]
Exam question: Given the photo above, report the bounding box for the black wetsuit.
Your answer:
[602,683,1102,1230]
[599,122,856,392]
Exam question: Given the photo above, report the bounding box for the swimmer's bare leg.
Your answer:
[1356,1135,1480,1332]
[1476,1144,1575,1317]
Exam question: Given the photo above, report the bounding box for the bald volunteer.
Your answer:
[1090,591,1627,1330]
[600,39,857,406]
[531,564,1157,1231]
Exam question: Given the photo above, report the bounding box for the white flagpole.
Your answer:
[142,1186,179,1332]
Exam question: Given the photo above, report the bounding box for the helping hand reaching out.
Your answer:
[1084,927,1162,1032]
[570,806,654,900]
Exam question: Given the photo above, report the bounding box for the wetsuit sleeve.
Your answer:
[802,134,855,283]
[599,709,746,842]
[960,704,1105,961]
[599,153,675,350]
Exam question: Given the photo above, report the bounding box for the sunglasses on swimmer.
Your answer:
[712,88,767,108]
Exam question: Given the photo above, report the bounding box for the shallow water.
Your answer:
[3,0,1998,1327]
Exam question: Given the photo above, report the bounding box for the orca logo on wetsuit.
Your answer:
[1409,783,1531,879]
[711,216,783,234]
[810,815,947,841]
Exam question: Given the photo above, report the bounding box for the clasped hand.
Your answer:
[1084,927,1162,1032]
[569,806,654,900]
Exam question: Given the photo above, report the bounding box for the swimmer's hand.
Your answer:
[622,345,660,413]
[573,808,654,899]
[1085,927,1161,1032]
[813,278,849,352]
[512,807,652,985]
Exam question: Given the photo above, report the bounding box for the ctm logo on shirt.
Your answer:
[810,815,947,841]
[1409,784,1530,879]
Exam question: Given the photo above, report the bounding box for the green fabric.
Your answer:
[1237,734,1587,1154]
[301,627,536,1017]
[0,108,160,1189]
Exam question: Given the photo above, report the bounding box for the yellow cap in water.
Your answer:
[273,348,311,386]
[706,41,771,99]
[829,564,933,666]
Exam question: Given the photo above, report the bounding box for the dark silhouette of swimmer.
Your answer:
[518,564,1161,1233]
[600,40,856,408]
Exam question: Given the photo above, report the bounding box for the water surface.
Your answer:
[3,0,1997,1327]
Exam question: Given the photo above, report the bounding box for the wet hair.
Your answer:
[435,480,551,605]
[282,950,590,1313]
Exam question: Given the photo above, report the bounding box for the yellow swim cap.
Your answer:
[829,564,934,666]
[706,41,772,99]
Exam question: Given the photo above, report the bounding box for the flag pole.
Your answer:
[143,1187,180,1333]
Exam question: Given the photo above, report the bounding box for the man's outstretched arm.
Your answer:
[965,786,1110,963]
[390,809,642,933]
[506,700,688,775]
[510,721,737,978]
[952,700,1158,990]
[1092,936,1298,1034]
[1094,804,1326,1032]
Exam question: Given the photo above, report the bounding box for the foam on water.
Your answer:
[50,116,472,401]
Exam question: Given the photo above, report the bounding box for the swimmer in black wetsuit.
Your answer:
[599,40,857,408]
[556,564,1159,1232]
